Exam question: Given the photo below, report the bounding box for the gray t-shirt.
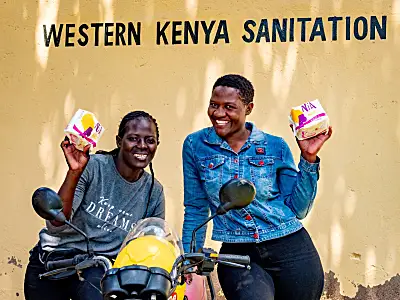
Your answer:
[39,154,165,258]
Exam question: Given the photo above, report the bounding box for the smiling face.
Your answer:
[116,117,158,170]
[208,86,254,139]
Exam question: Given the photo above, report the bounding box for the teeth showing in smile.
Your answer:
[133,154,148,160]
[216,120,229,125]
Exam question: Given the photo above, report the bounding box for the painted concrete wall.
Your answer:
[0,0,399,299]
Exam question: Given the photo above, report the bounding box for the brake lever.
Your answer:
[75,256,112,272]
[216,260,251,270]
[75,259,97,271]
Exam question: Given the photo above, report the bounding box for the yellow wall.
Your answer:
[1,0,399,299]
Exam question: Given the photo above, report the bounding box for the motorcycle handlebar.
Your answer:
[46,254,88,270]
[46,258,76,270]
[217,254,250,265]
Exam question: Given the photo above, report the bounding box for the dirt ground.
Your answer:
[204,271,400,300]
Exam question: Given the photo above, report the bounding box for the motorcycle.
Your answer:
[31,178,256,300]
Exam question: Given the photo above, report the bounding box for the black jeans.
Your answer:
[24,245,105,300]
[217,228,324,300]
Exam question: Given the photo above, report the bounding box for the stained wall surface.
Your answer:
[0,0,399,299]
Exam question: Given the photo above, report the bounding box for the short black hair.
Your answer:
[212,74,254,105]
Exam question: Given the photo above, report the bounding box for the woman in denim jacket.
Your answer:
[181,74,332,299]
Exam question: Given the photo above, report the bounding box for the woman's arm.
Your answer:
[51,137,91,226]
[181,136,210,253]
[279,127,332,219]
[279,142,320,219]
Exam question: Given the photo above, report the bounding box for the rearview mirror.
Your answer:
[32,187,93,254]
[189,178,256,253]
[32,187,67,223]
[217,178,256,215]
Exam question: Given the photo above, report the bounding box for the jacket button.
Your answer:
[234,174,238,179]
[208,163,214,168]
[253,233,259,239]
[234,159,238,163]
[245,215,252,220]
[258,160,264,166]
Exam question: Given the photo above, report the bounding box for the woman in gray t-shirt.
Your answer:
[24,111,165,300]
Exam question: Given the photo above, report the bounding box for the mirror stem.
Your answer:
[65,220,93,255]
[190,213,217,253]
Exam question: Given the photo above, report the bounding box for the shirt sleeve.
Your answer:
[151,186,166,219]
[71,165,90,218]
[181,135,210,253]
[278,138,320,219]
[45,158,92,233]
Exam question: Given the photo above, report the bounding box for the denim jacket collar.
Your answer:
[203,122,266,147]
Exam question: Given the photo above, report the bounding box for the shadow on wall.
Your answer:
[0,0,399,299]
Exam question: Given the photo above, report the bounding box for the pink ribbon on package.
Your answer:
[295,113,326,130]
[73,125,97,147]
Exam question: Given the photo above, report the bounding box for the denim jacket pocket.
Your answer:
[248,157,274,179]
[199,156,225,180]
[199,156,226,202]
[248,157,274,199]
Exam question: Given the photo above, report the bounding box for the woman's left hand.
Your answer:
[295,126,333,163]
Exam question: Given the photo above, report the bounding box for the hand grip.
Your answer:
[47,258,76,270]
[46,254,88,270]
[217,254,250,265]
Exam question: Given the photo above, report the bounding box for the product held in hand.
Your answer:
[64,109,105,151]
[289,99,329,140]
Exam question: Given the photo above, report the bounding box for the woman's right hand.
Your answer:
[60,136,91,172]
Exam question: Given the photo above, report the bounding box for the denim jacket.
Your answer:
[181,122,321,253]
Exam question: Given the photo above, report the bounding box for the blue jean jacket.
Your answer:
[181,122,320,253]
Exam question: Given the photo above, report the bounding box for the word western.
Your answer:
[43,22,141,47]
